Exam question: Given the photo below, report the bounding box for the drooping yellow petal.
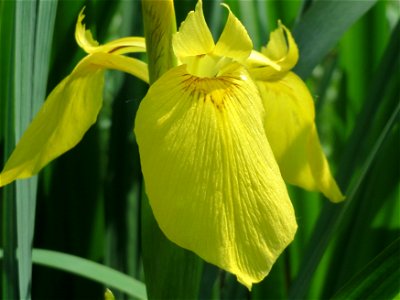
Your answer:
[134,65,297,289]
[0,53,148,187]
[75,8,146,55]
[173,0,214,59]
[91,52,149,83]
[213,4,252,61]
[257,72,345,202]
[308,125,345,202]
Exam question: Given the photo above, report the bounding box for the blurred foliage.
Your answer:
[0,0,399,299]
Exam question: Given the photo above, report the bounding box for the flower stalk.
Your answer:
[142,0,177,83]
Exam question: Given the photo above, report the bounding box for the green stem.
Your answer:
[142,0,177,83]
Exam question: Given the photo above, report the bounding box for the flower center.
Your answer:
[183,54,234,78]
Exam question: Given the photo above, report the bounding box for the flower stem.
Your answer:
[142,0,177,83]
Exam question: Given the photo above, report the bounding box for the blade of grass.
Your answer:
[288,96,400,299]
[1,0,17,298]
[1,186,17,300]
[338,20,399,186]
[288,19,400,299]
[293,0,377,79]
[14,2,37,298]
[332,238,400,300]
[14,1,57,299]
[324,122,400,298]
[103,3,145,299]
[0,249,148,299]
[319,8,399,296]
[237,1,260,48]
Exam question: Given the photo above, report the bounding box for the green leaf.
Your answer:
[1,1,17,299]
[103,3,145,300]
[337,19,400,185]
[288,19,400,298]
[316,9,399,298]
[0,249,148,299]
[14,1,57,299]
[332,238,400,300]
[289,97,400,300]
[293,0,377,79]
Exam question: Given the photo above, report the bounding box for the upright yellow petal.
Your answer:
[75,8,146,55]
[247,22,298,80]
[135,65,297,289]
[173,0,214,58]
[261,21,298,72]
[0,53,148,187]
[257,72,345,202]
[213,4,252,61]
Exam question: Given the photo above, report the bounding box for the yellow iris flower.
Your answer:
[0,0,344,290]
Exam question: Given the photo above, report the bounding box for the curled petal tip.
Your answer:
[261,21,299,73]
[75,6,99,53]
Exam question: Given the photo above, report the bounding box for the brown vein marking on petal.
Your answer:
[108,46,126,54]
[179,75,246,113]
[208,93,225,112]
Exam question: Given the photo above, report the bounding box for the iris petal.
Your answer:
[257,72,345,202]
[0,53,148,187]
[91,52,149,83]
[261,21,298,72]
[134,65,297,289]
[173,0,214,59]
[75,8,99,52]
[75,8,146,55]
[213,4,252,61]
[247,22,298,80]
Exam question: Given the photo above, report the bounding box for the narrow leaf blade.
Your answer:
[293,0,377,78]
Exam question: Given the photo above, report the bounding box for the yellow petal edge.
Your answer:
[135,65,297,289]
